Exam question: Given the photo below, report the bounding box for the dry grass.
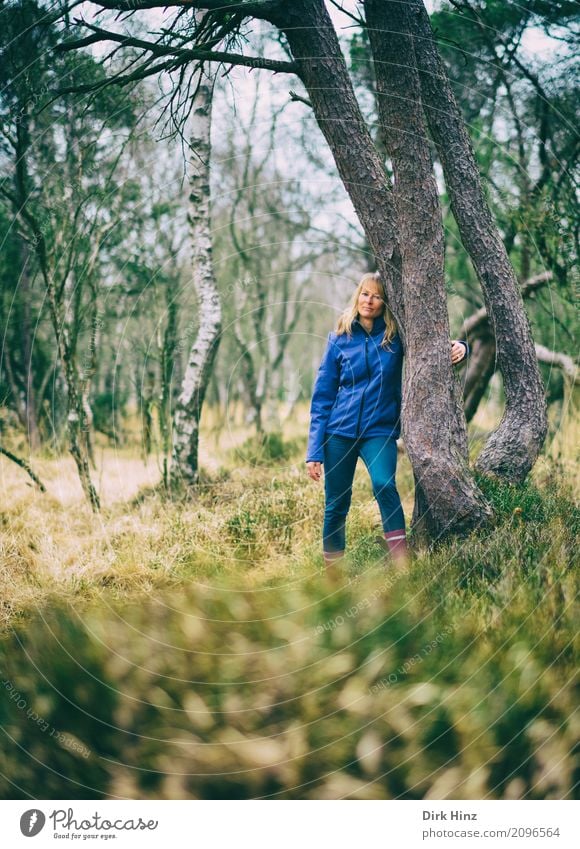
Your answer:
[0,399,577,630]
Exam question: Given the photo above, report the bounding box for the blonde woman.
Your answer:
[306,272,467,571]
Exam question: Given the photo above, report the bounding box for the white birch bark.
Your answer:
[171,63,221,485]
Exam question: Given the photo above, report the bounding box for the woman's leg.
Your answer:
[358,436,409,565]
[322,433,359,563]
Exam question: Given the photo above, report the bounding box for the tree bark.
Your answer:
[365,0,490,536]
[461,272,554,422]
[408,0,548,483]
[276,0,489,536]
[171,66,221,487]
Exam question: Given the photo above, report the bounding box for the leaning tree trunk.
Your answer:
[460,272,553,422]
[408,0,547,483]
[171,66,222,487]
[364,0,490,537]
[274,0,489,535]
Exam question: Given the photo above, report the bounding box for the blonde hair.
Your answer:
[336,272,397,347]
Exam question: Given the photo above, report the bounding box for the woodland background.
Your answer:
[0,0,578,800]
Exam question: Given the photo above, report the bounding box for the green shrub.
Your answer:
[475,474,578,528]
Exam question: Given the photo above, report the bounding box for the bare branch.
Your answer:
[56,21,298,93]
[289,89,312,108]
[0,446,47,492]
[83,0,283,17]
[535,345,579,384]
[461,272,553,337]
[327,0,365,27]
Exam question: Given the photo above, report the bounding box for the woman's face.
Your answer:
[357,282,384,320]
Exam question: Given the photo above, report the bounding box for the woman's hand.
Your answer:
[307,461,322,482]
[451,340,467,365]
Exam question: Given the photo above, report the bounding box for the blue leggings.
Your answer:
[322,433,405,553]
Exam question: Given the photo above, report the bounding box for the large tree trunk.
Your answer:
[273,0,489,535]
[364,0,489,536]
[171,67,222,487]
[408,0,548,483]
[270,2,404,327]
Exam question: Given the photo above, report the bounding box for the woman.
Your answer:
[306,272,467,572]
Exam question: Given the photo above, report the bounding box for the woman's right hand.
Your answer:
[307,461,322,482]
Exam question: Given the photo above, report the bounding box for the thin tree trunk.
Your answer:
[171,66,221,486]
[18,239,41,450]
[140,366,155,461]
[0,446,46,492]
[79,284,100,469]
[408,0,548,483]
[463,336,497,423]
[13,119,100,510]
[3,350,26,430]
[233,324,263,435]
[160,293,178,488]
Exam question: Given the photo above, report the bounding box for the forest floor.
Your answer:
[0,401,578,798]
[0,400,577,631]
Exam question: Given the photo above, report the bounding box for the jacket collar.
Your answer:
[353,313,387,337]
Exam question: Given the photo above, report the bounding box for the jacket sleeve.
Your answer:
[454,339,469,365]
[306,333,340,463]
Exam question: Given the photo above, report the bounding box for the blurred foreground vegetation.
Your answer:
[0,408,578,799]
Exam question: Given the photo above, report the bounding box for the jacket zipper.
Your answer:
[355,332,371,437]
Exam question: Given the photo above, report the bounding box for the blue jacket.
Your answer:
[306,315,467,463]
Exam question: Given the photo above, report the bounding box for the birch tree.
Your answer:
[171,66,221,486]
